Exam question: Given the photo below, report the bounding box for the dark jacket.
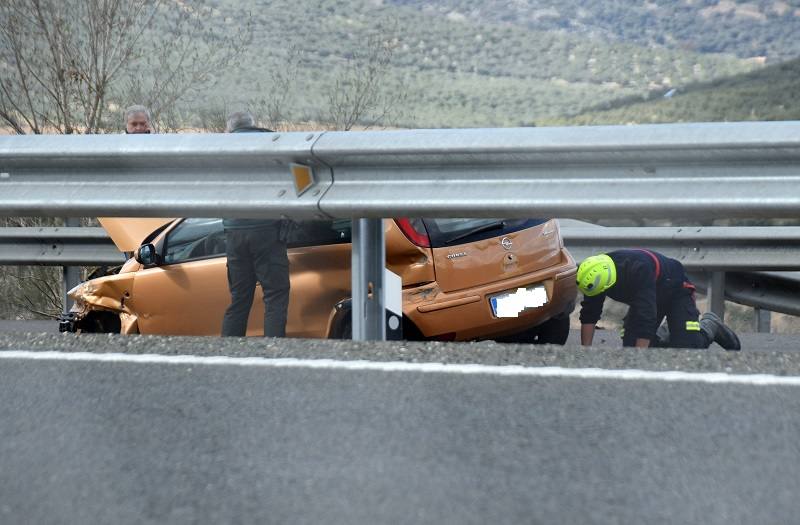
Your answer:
[222,125,281,231]
[579,249,691,340]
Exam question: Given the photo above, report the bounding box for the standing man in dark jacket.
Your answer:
[221,111,290,337]
[577,249,740,350]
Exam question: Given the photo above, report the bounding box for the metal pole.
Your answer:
[351,218,385,341]
[753,308,771,333]
[62,218,81,314]
[708,271,726,317]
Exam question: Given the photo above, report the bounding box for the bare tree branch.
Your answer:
[322,24,409,131]
[0,0,252,134]
[243,46,304,131]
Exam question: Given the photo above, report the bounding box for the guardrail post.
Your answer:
[61,218,81,314]
[754,308,771,333]
[708,271,726,317]
[351,218,385,341]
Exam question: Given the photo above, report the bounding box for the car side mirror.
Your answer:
[135,243,160,266]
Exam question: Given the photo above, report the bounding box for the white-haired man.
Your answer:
[124,105,152,134]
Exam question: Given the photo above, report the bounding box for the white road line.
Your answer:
[1,349,800,386]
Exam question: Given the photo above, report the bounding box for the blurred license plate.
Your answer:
[490,286,548,318]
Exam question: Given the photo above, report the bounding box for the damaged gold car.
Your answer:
[60,217,577,343]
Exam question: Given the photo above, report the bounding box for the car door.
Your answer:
[129,218,353,337]
[128,218,230,335]
[282,219,352,338]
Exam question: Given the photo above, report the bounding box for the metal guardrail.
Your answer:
[3,121,800,338]
[561,223,800,271]
[0,227,123,266]
[312,122,800,220]
[4,223,800,270]
[560,220,800,325]
[2,121,800,221]
[690,271,800,318]
[2,223,800,326]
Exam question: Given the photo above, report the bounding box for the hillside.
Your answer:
[4,0,798,130]
[178,0,765,128]
[385,0,800,62]
[545,57,800,125]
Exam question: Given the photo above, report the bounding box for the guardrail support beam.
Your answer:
[61,218,81,314]
[754,308,772,333]
[708,271,726,318]
[351,218,385,341]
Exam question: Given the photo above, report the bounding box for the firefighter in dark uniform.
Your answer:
[577,249,740,350]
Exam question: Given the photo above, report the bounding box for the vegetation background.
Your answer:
[6,0,800,133]
[126,0,800,128]
[2,0,800,333]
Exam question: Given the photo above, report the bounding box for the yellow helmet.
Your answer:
[577,254,617,296]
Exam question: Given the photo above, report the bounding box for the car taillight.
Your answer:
[395,218,431,248]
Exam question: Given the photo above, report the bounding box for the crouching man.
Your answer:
[577,249,740,350]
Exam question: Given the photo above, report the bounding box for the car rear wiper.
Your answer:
[443,220,506,245]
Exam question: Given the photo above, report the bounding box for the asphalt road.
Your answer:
[1,330,800,524]
[0,320,58,334]
[1,319,798,351]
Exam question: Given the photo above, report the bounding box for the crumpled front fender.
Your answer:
[68,273,139,334]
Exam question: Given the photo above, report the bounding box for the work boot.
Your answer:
[700,312,741,351]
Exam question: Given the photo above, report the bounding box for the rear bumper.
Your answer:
[406,249,577,341]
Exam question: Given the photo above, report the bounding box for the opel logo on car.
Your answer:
[501,237,513,250]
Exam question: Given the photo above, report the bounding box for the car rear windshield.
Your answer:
[421,218,550,248]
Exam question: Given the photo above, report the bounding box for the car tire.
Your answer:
[534,313,570,345]
[498,312,571,345]
[79,311,121,334]
[340,317,352,339]
[336,316,423,341]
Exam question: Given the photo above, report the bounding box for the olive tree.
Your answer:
[322,28,410,131]
[0,0,251,318]
[0,0,251,134]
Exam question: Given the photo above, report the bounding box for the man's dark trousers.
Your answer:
[222,224,289,337]
[621,281,709,348]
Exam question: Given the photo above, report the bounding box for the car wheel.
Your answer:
[534,313,570,345]
[340,317,352,339]
[498,313,570,345]
[79,311,122,333]
[336,316,423,341]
